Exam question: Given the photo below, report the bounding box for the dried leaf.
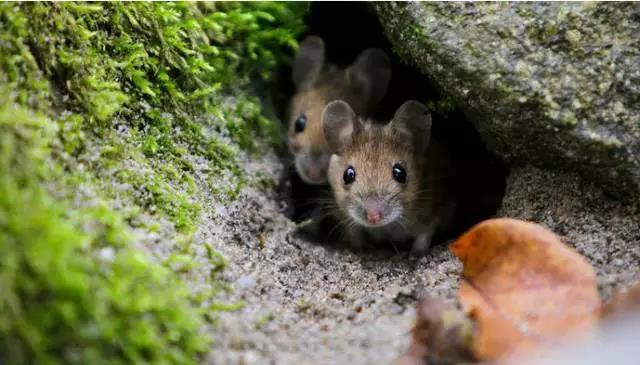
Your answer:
[394,296,476,365]
[449,218,601,362]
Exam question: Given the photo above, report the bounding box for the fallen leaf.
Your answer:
[394,296,476,365]
[449,218,601,362]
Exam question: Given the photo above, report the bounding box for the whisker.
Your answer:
[411,188,435,196]
[388,240,401,257]
[396,217,409,231]
[327,216,351,239]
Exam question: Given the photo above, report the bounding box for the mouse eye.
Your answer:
[392,163,406,184]
[294,114,307,133]
[343,165,356,185]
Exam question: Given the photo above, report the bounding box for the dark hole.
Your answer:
[273,2,508,249]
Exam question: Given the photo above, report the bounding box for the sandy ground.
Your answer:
[187,149,639,365]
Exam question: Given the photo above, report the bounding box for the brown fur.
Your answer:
[329,123,457,226]
[288,36,390,184]
[288,69,369,156]
[324,101,460,253]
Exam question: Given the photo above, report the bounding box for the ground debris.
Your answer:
[398,219,604,364]
[394,296,475,365]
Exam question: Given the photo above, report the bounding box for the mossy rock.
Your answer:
[0,2,306,363]
[374,2,640,201]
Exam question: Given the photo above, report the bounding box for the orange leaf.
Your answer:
[449,218,601,362]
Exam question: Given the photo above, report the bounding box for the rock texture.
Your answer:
[374,2,640,201]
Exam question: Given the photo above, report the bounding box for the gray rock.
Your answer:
[374,2,640,201]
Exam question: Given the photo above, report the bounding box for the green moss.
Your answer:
[0,2,306,364]
[0,97,208,364]
[254,313,275,329]
[203,242,225,268]
[425,97,457,117]
[254,171,278,192]
[1,1,306,230]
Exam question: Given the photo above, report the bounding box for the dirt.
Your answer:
[500,167,640,300]
[180,147,639,365]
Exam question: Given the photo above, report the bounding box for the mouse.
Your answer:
[288,35,391,185]
[321,100,460,255]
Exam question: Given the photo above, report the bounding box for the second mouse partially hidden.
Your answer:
[288,36,391,185]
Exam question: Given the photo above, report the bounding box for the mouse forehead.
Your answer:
[290,70,364,119]
[290,86,329,119]
[344,127,414,178]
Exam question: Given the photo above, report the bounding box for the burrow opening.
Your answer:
[273,2,508,250]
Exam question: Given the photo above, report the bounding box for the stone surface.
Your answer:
[374,2,640,201]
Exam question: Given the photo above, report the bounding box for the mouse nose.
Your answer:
[306,168,322,182]
[304,158,327,183]
[307,163,328,181]
[365,208,381,225]
[363,199,384,225]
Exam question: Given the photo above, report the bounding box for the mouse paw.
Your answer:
[410,233,432,256]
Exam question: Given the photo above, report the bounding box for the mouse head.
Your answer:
[323,100,431,228]
[288,36,391,184]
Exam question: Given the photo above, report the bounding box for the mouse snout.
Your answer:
[365,208,381,225]
[304,167,324,183]
[295,152,329,185]
[363,199,384,226]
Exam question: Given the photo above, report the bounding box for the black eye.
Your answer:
[294,114,307,133]
[392,163,406,184]
[343,166,356,185]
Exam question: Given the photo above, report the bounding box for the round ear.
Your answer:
[322,100,361,155]
[347,48,391,105]
[391,101,432,153]
[293,36,325,90]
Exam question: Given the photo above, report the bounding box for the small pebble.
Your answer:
[236,275,256,290]
[98,247,115,262]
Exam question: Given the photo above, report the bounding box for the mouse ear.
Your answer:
[391,101,432,153]
[322,100,362,155]
[346,48,391,105]
[293,36,325,90]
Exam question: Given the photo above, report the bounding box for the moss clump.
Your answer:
[2,1,306,232]
[0,96,208,364]
[0,2,306,364]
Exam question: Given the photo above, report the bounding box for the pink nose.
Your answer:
[306,169,322,182]
[366,208,381,225]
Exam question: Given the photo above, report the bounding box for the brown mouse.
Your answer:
[322,100,460,254]
[288,36,391,184]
